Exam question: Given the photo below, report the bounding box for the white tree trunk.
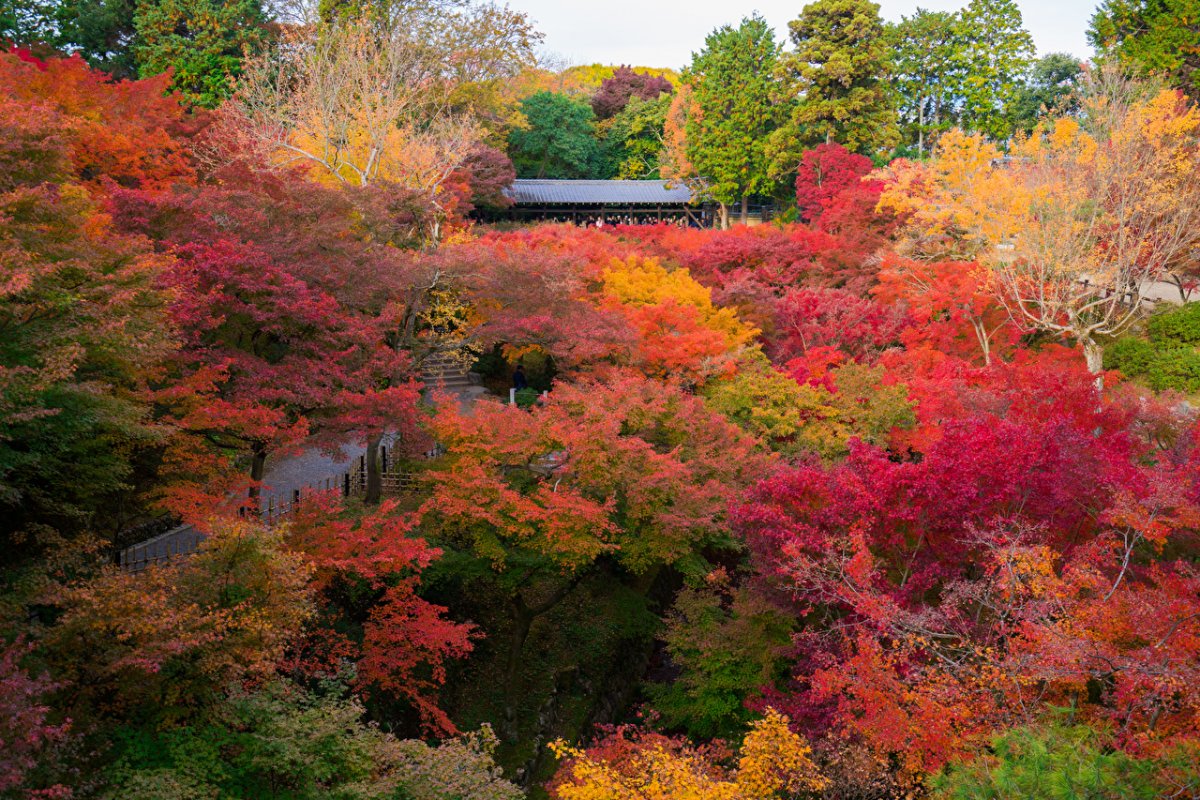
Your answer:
[1083,338,1105,390]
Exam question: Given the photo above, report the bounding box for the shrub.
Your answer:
[933,722,1194,800]
[1102,337,1155,376]
[1146,346,1200,393]
[1147,302,1200,345]
[514,387,540,408]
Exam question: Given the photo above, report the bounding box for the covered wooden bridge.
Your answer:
[487,179,713,227]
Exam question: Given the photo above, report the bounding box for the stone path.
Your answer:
[119,360,494,569]
[258,355,489,511]
[119,523,206,571]
[1141,278,1192,306]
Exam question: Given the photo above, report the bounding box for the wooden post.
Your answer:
[343,472,350,497]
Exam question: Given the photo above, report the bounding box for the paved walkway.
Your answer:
[258,384,489,511]
[119,524,206,571]
[1141,279,1192,305]
[119,379,493,569]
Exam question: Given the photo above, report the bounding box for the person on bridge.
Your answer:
[513,364,528,391]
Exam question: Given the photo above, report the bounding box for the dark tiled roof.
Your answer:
[505,179,694,205]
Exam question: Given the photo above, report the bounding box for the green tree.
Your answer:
[934,722,1200,799]
[105,682,522,800]
[0,129,175,548]
[685,15,784,227]
[888,8,967,156]
[956,0,1035,141]
[601,94,669,179]
[1089,0,1200,98]
[647,573,794,740]
[1012,53,1084,132]
[771,0,898,171]
[703,357,913,461]
[53,0,140,77]
[133,0,270,108]
[507,90,603,179]
[1,0,55,47]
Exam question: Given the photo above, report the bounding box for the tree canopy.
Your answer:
[684,15,784,226]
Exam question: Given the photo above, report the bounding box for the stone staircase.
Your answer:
[420,352,474,391]
[420,353,490,406]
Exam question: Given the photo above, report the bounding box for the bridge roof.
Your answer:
[505,179,695,206]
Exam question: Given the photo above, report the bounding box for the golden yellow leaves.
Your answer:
[601,255,759,351]
[551,709,825,800]
[736,709,828,799]
[876,129,1018,259]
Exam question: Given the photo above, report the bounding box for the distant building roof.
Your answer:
[505,179,694,206]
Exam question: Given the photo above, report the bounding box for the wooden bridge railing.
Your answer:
[117,444,432,570]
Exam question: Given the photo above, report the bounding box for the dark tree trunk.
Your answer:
[248,446,267,502]
[740,195,749,224]
[365,435,383,505]
[502,597,535,735]
[500,574,586,737]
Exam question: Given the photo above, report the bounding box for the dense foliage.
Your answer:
[5,4,1200,800]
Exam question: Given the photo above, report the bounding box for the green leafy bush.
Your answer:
[1147,302,1200,345]
[1104,314,1200,392]
[514,387,540,408]
[1146,346,1200,393]
[934,723,1168,800]
[1102,337,1155,376]
[105,682,521,800]
[647,574,794,740]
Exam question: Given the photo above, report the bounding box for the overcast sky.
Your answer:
[510,0,1099,71]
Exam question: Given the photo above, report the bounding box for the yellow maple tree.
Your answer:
[878,71,1200,376]
[551,709,825,800]
[601,256,759,351]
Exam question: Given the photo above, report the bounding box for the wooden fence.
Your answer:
[257,444,428,525]
[116,444,432,570]
[118,524,206,572]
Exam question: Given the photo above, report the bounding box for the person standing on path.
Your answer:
[513,364,528,391]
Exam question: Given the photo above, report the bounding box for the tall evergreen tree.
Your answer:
[771,0,897,173]
[1089,0,1200,99]
[685,15,784,227]
[507,91,603,179]
[133,0,270,108]
[888,9,967,156]
[956,0,1035,141]
[53,0,140,77]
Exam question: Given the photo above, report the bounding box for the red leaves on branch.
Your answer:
[794,143,874,223]
[771,287,909,364]
[591,66,673,119]
[111,177,421,513]
[736,363,1200,774]
[0,52,197,192]
[287,494,475,735]
[435,237,634,367]
[875,253,1018,365]
[422,371,769,574]
[0,640,70,798]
